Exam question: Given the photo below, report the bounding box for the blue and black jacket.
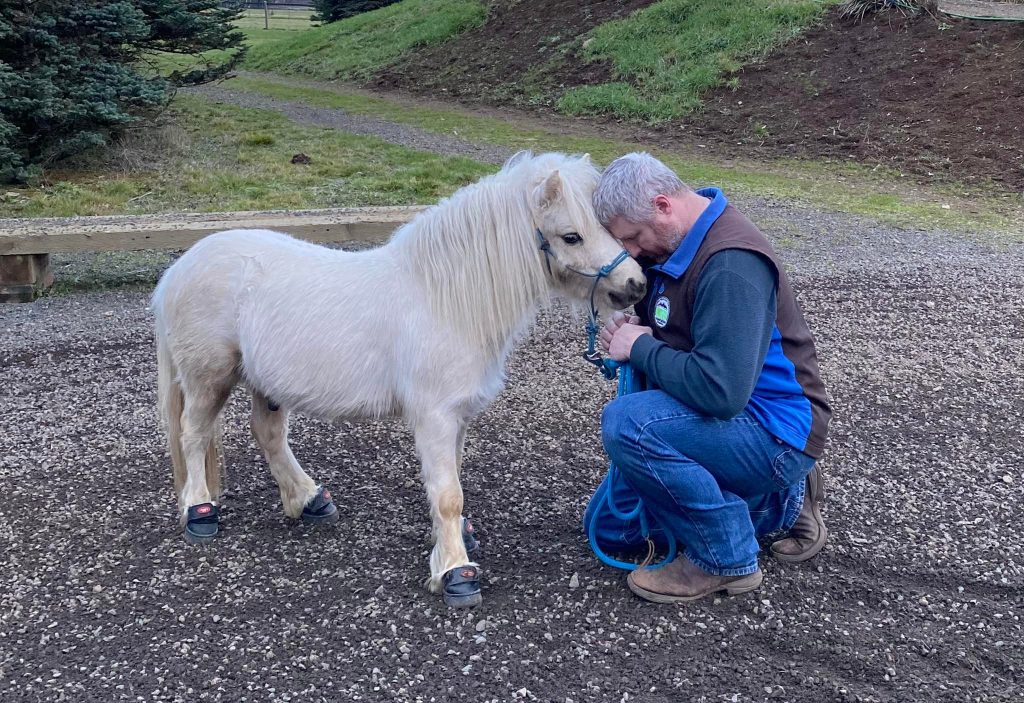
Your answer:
[630,188,831,459]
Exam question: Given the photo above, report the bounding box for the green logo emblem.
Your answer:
[653,297,670,328]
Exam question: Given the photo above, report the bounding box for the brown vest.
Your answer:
[636,203,831,458]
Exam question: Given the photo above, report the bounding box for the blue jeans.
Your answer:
[587,390,816,577]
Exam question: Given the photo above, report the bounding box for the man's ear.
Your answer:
[652,194,672,216]
[534,170,562,210]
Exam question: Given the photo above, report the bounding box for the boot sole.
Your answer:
[184,525,218,545]
[300,504,340,525]
[443,590,483,608]
[627,569,763,603]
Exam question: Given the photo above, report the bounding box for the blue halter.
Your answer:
[535,228,631,379]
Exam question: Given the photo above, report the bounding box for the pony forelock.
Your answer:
[390,152,601,353]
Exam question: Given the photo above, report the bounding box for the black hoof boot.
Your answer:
[184,503,220,545]
[301,486,339,524]
[462,517,480,555]
[442,565,482,608]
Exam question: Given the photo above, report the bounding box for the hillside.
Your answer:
[373,0,835,121]
[230,1,1024,191]
[368,3,1023,191]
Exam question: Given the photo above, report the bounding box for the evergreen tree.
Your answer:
[0,0,244,182]
[312,0,400,25]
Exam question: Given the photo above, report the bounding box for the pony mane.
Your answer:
[389,152,602,354]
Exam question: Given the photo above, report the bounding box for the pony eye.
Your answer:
[561,232,583,245]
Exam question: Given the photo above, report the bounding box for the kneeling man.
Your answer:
[587,152,831,603]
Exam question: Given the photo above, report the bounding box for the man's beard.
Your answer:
[652,221,684,263]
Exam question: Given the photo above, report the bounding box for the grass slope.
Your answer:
[151,1,836,124]
[561,0,840,122]
[242,0,486,81]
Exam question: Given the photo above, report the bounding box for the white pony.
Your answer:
[151,151,645,607]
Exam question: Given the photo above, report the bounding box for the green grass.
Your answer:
[561,0,839,122]
[241,0,486,81]
[213,75,1024,239]
[0,96,494,218]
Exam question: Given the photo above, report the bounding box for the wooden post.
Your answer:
[0,253,53,303]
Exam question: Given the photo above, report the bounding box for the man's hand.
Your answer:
[598,311,641,353]
[608,323,653,361]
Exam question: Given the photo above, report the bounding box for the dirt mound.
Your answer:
[373,5,1024,191]
[682,11,1024,191]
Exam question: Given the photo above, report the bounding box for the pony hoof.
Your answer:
[442,565,482,608]
[301,486,339,525]
[462,517,480,555]
[184,503,220,544]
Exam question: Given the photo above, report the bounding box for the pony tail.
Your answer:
[156,332,224,514]
[156,328,188,502]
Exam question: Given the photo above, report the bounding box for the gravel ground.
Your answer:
[1,200,1022,702]
[2,91,1022,701]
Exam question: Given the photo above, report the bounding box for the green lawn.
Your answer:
[0,96,494,218]
[241,0,486,81]
[560,0,840,122]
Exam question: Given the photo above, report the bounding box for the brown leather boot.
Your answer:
[770,465,827,563]
[626,555,763,603]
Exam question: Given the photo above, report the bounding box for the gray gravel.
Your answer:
[1,204,1022,702]
[2,90,1023,701]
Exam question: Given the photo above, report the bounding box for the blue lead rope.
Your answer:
[585,361,678,571]
[531,227,675,570]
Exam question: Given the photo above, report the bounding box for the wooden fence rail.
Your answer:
[0,206,426,303]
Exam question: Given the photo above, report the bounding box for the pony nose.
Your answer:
[609,277,646,309]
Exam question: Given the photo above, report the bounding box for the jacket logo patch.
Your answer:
[653,297,670,328]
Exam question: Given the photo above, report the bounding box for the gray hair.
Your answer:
[593,152,690,226]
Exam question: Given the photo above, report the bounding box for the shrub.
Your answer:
[838,0,936,22]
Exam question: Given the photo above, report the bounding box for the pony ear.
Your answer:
[534,170,562,210]
[581,152,592,165]
[504,150,533,170]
